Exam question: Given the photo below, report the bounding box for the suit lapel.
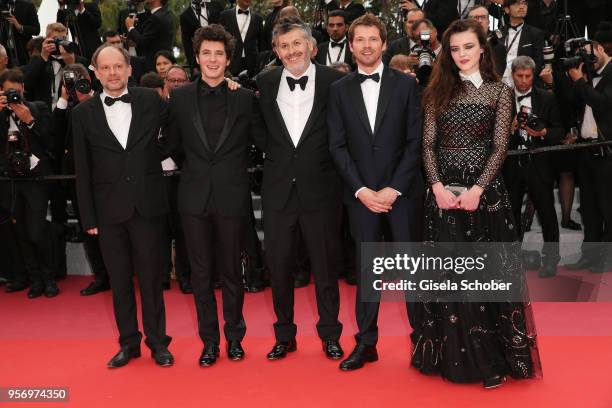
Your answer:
[188,81,211,152]
[214,88,238,153]
[91,95,125,151]
[296,65,324,148]
[268,68,296,148]
[348,72,373,139]
[229,12,242,45]
[125,89,142,149]
[373,67,393,136]
[244,13,256,42]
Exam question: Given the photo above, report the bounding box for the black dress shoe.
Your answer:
[107,346,141,368]
[80,280,110,296]
[227,340,245,361]
[162,281,171,290]
[44,280,59,297]
[323,339,344,360]
[178,279,193,294]
[266,339,297,360]
[199,344,220,367]
[566,257,595,270]
[345,275,357,286]
[483,375,506,389]
[27,282,44,299]
[339,344,378,371]
[561,220,582,230]
[5,281,28,293]
[152,347,174,367]
[245,282,264,293]
[538,264,558,278]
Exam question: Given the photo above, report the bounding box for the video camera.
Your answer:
[412,30,436,86]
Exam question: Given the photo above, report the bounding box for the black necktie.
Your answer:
[238,8,249,15]
[104,94,132,106]
[331,41,344,48]
[358,73,380,83]
[516,92,531,102]
[286,76,308,91]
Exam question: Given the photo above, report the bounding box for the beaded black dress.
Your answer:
[410,77,542,383]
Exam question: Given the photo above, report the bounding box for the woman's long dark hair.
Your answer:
[423,19,499,115]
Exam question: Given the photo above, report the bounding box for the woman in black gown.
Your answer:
[410,19,542,388]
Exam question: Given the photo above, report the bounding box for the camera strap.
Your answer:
[327,41,346,65]
[505,26,523,53]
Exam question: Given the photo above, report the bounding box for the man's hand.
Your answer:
[10,103,34,125]
[41,38,56,61]
[125,15,136,30]
[225,77,241,91]
[400,0,418,11]
[539,66,553,87]
[0,94,7,112]
[60,85,69,101]
[568,63,585,82]
[357,188,392,213]
[87,228,98,235]
[59,45,75,65]
[523,125,547,138]
[512,116,519,133]
[5,15,23,32]
[407,53,419,67]
[376,187,400,206]
[561,130,578,145]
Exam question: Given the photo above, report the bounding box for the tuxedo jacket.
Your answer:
[422,0,460,37]
[165,81,257,217]
[1,0,39,66]
[254,64,345,212]
[72,87,169,230]
[572,62,612,141]
[57,3,102,60]
[116,9,151,37]
[493,24,545,76]
[180,1,223,72]
[325,1,366,25]
[315,41,354,69]
[328,66,424,205]
[127,6,174,70]
[219,9,265,77]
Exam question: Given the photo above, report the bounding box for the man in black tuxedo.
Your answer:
[255,18,344,361]
[566,23,612,273]
[165,24,257,366]
[56,0,102,61]
[493,0,545,86]
[328,14,423,371]
[0,0,39,66]
[0,69,56,298]
[324,0,365,26]
[502,56,563,278]
[125,0,174,71]
[316,10,353,69]
[72,44,173,368]
[382,8,424,66]
[180,0,223,75]
[219,0,265,77]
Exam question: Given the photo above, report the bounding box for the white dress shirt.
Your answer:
[236,6,251,58]
[326,36,347,66]
[193,3,209,27]
[359,62,384,133]
[503,23,524,86]
[277,63,316,147]
[458,0,475,19]
[581,62,608,140]
[459,70,484,89]
[100,89,132,149]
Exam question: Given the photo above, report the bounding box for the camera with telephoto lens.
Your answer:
[517,106,543,132]
[412,30,436,86]
[62,71,92,99]
[4,88,22,104]
[5,131,30,177]
[127,0,145,16]
[0,0,14,17]
[562,37,597,71]
[542,44,554,70]
[52,37,76,56]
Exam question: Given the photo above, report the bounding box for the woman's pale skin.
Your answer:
[432,30,485,212]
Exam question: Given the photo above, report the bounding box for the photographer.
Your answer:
[0,68,56,298]
[315,10,353,69]
[56,0,102,61]
[23,23,88,109]
[125,0,174,71]
[0,0,39,66]
[51,63,109,295]
[383,8,424,66]
[502,56,564,278]
[566,22,612,273]
[180,0,223,74]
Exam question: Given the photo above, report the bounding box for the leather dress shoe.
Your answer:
[227,340,245,361]
[345,275,357,286]
[294,277,309,288]
[323,339,344,360]
[5,280,28,293]
[566,257,595,270]
[199,344,220,367]
[178,279,193,294]
[44,280,59,297]
[80,280,110,296]
[107,346,141,368]
[27,282,44,299]
[483,375,506,389]
[537,264,557,278]
[162,281,171,290]
[152,347,174,367]
[339,344,378,371]
[561,220,582,230]
[266,339,297,360]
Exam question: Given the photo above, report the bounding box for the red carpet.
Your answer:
[2,276,612,408]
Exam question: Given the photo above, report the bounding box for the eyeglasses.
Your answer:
[165,78,188,84]
[470,15,489,21]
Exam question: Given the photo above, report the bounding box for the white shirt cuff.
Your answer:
[325,0,333,3]
[128,26,135,32]
[355,186,366,198]
[56,97,69,110]
[392,189,402,196]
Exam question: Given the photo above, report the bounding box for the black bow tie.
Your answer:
[331,41,345,48]
[238,8,249,15]
[358,73,380,83]
[104,94,132,106]
[509,23,523,31]
[516,92,531,102]
[286,76,308,91]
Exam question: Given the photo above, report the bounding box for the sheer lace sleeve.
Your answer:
[475,84,513,189]
[422,102,440,186]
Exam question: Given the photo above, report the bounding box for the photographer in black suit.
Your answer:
[566,22,612,273]
[125,0,174,71]
[72,44,173,368]
[382,8,424,67]
[502,56,563,278]
[180,0,223,75]
[0,0,40,66]
[0,68,56,298]
[315,10,353,69]
[56,0,102,61]
[323,0,365,26]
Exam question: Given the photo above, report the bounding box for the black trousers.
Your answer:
[264,188,342,342]
[347,196,420,346]
[503,156,560,265]
[181,208,247,345]
[98,212,171,351]
[577,151,612,261]
[161,177,190,283]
